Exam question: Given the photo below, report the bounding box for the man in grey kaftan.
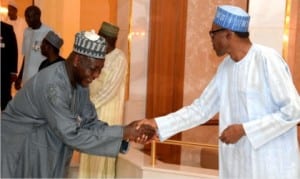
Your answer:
[1,30,155,178]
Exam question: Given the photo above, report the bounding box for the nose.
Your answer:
[91,70,101,80]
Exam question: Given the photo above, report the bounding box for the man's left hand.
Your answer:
[219,124,245,144]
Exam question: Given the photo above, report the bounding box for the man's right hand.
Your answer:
[136,118,157,130]
[135,118,158,143]
[123,120,156,144]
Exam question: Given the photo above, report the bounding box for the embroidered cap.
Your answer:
[98,21,119,38]
[44,31,63,49]
[73,30,107,59]
[213,5,250,32]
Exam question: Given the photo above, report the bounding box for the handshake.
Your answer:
[123,119,158,144]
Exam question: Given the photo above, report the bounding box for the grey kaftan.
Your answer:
[1,61,125,178]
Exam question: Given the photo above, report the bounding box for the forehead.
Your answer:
[91,59,105,66]
[211,23,222,30]
[81,56,105,66]
[42,39,47,43]
[41,39,50,46]
[8,5,17,11]
[25,7,40,16]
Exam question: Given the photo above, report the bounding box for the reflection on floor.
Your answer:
[66,145,219,179]
[66,166,79,178]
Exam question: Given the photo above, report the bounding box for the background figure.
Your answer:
[1,30,154,178]
[138,5,300,179]
[15,5,52,89]
[39,30,64,71]
[0,21,18,110]
[79,22,128,178]
[4,0,27,75]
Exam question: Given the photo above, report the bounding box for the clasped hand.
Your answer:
[123,120,157,144]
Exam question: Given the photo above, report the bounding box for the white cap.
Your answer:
[213,5,250,32]
[73,30,107,59]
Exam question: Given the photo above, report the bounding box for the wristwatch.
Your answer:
[119,140,130,154]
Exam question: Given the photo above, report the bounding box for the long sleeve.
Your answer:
[155,76,220,141]
[39,81,124,157]
[243,47,300,149]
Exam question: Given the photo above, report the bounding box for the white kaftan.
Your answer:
[155,44,300,179]
[22,24,51,83]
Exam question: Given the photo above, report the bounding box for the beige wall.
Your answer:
[0,0,32,18]
[35,0,80,58]
[80,0,117,31]
[35,0,117,58]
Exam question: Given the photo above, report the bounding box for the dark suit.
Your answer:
[1,21,18,110]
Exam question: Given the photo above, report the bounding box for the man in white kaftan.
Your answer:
[79,22,128,178]
[22,22,50,82]
[15,5,51,88]
[139,5,300,179]
[156,44,300,179]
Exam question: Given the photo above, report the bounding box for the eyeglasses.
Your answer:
[209,28,227,38]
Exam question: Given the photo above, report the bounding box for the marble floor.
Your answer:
[66,151,80,178]
[66,166,79,178]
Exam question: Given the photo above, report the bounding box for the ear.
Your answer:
[73,54,80,67]
[226,30,233,40]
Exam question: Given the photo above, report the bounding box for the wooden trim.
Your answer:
[204,118,219,125]
[203,114,219,125]
[146,0,188,165]
[146,0,187,118]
